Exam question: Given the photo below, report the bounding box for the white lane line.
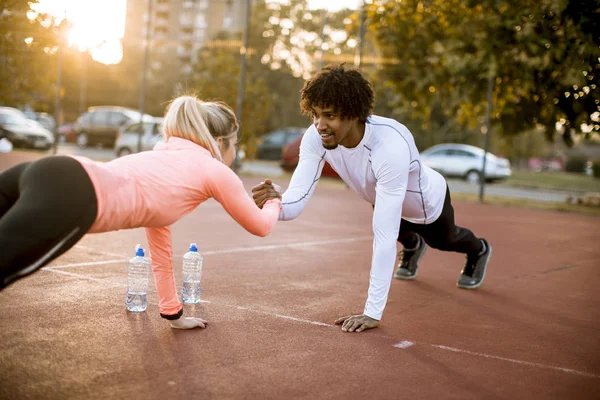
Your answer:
[211,304,333,327]
[263,312,333,327]
[46,266,599,379]
[41,268,331,327]
[429,344,600,379]
[41,262,600,380]
[200,236,372,256]
[42,267,127,286]
[49,236,372,269]
[74,245,128,258]
[392,340,600,379]
[46,259,129,269]
[292,219,358,230]
[394,341,415,349]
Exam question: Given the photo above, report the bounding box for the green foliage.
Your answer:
[246,0,359,130]
[593,160,600,178]
[565,155,588,173]
[368,0,600,146]
[193,35,273,158]
[0,0,60,109]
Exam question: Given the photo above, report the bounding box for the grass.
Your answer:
[451,192,600,216]
[503,170,600,193]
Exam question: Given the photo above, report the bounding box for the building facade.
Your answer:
[123,0,247,77]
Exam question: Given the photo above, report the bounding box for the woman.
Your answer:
[0,96,281,330]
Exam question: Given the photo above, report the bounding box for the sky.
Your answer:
[29,0,362,65]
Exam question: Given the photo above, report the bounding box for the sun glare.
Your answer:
[306,0,363,11]
[31,0,126,65]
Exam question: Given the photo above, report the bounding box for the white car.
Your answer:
[113,117,245,172]
[0,107,55,150]
[420,143,511,183]
[114,118,164,157]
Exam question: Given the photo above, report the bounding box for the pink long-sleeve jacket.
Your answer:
[71,137,281,319]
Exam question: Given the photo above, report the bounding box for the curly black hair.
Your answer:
[300,64,374,123]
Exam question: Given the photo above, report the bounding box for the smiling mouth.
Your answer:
[319,132,334,140]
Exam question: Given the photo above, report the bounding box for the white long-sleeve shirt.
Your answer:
[280,115,447,320]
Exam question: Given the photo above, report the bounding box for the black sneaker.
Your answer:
[394,237,428,280]
[457,239,492,289]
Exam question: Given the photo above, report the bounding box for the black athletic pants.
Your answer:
[397,186,482,255]
[0,156,97,288]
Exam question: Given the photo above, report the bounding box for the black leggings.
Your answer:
[397,186,482,255]
[0,156,97,288]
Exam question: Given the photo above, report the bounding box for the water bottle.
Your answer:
[181,243,203,304]
[125,244,150,312]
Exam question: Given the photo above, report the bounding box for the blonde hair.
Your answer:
[162,95,239,161]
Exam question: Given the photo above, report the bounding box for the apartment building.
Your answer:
[123,0,247,76]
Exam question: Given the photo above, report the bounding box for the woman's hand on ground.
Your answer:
[169,317,208,330]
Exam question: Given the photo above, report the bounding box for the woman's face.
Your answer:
[217,132,238,167]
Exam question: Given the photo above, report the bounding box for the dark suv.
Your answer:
[256,128,305,160]
[74,106,152,148]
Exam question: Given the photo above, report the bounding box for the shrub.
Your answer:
[565,156,588,173]
[593,159,600,179]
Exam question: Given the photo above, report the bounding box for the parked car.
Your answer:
[256,128,305,160]
[528,156,565,172]
[280,133,340,179]
[57,122,77,143]
[115,118,244,172]
[75,106,154,148]
[114,118,164,157]
[420,143,511,183]
[23,111,56,132]
[0,107,55,150]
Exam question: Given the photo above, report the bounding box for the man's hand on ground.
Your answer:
[251,179,282,209]
[169,317,208,330]
[334,314,379,333]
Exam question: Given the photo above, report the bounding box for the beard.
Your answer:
[319,130,338,150]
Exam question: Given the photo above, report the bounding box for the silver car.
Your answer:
[420,143,512,183]
[114,118,164,157]
[0,107,55,150]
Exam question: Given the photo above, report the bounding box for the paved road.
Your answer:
[240,160,573,203]
[53,142,116,161]
[9,144,571,203]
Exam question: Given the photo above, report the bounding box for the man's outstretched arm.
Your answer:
[337,145,409,333]
[252,130,326,221]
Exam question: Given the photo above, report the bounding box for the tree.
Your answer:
[194,32,273,158]
[247,0,373,130]
[368,0,599,146]
[193,0,401,156]
[0,0,60,109]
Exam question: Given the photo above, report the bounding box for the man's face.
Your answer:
[312,105,356,150]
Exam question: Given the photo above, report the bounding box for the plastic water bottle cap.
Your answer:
[135,247,145,257]
[189,243,198,252]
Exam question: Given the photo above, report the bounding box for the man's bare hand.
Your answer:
[251,179,282,209]
[334,314,379,333]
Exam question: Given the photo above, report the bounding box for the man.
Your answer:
[252,64,491,333]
